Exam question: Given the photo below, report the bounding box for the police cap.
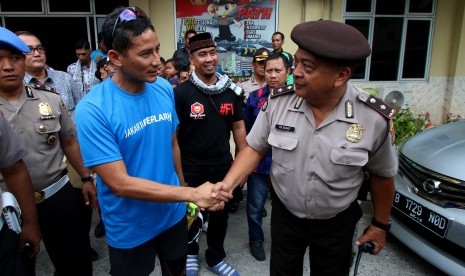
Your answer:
[290,20,370,61]
[0,27,30,54]
[253,47,271,62]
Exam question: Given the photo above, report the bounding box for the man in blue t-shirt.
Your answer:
[75,7,230,276]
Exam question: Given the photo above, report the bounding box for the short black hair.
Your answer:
[74,39,91,50]
[166,58,182,71]
[95,58,107,81]
[177,65,190,78]
[101,6,154,54]
[272,31,285,41]
[15,30,35,37]
[185,29,197,39]
[265,52,290,70]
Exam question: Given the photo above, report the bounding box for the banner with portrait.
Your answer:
[175,0,278,77]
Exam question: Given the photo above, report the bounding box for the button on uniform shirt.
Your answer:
[24,68,80,121]
[0,86,75,191]
[246,83,398,219]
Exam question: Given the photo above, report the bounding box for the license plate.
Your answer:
[393,192,449,237]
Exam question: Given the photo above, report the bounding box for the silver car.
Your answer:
[390,120,465,276]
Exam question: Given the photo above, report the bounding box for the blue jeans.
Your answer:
[247,172,269,242]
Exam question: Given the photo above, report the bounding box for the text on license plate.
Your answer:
[393,192,448,237]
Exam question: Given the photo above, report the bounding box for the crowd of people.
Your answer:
[0,5,398,276]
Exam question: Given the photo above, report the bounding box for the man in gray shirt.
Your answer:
[214,20,398,276]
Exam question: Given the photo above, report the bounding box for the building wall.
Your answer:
[131,0,465,124]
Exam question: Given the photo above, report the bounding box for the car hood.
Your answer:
[400,120,465,181]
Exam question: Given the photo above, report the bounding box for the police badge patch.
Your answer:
[38,103,52,116]
[346,124,364,143]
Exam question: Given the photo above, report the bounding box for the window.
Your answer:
[344,0,435,81]
[49,0,91,13]
[0,0,43,12]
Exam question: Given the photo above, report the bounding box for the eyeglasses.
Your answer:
[27,46,45,55]
[111,7,147,38]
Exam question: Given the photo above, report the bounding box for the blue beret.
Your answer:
[0,27,30,54]
[291,20,371,61]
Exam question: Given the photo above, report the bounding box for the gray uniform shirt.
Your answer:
[237,77,266,103]
[0,86,75,191]
[0,114,27,169]
[247,83,398,219]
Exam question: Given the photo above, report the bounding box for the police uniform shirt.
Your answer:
[247,83,398,219]
[0,86,75,191]
[237,77,266,102]
[0,114,28,169]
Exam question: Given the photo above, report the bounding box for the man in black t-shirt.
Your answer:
[174,32,246,276]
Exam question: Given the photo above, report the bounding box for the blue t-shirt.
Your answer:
[90,49,108,62]
[75,77,185,249]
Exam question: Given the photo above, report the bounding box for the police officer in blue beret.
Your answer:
[213,20,398,275]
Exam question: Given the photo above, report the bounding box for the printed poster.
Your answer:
[175,0,278,77]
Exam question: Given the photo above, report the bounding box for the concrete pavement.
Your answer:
[35,199,445,275]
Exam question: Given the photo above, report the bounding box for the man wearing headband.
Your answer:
[213,20,398,275]
[75,7,230,276]
[174,32,246,276]
[0,26,97,276]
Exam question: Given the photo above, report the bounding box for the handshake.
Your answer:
[190,181,237,212]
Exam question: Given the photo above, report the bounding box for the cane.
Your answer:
[353,241,374,276]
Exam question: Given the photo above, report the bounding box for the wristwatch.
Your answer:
[81,175,95,183]
[371,218,391,231]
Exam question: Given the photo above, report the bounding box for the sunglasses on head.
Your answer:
[111,7,147,38]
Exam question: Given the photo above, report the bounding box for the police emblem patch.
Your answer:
[346,124,364,143]
[38,102,52,116]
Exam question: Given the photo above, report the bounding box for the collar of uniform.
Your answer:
[335,84,359,124]
[23,72,33,84]
[24,69,54,86]
[251,77,266,87]
[287,94,306,113]
[22,85,38,99]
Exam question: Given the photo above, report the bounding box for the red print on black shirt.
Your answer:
[219,103,234,116]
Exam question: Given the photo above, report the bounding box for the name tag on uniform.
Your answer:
[40,115,56,120]
[275,124,295,132]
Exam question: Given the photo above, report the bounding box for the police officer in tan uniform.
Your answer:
[213,20,398,275]
[237,48,270,102]
[0,26,97,276]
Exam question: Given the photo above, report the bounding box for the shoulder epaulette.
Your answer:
[30,84,58,94]
[358,92,395,119]
[270,84,295,98]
